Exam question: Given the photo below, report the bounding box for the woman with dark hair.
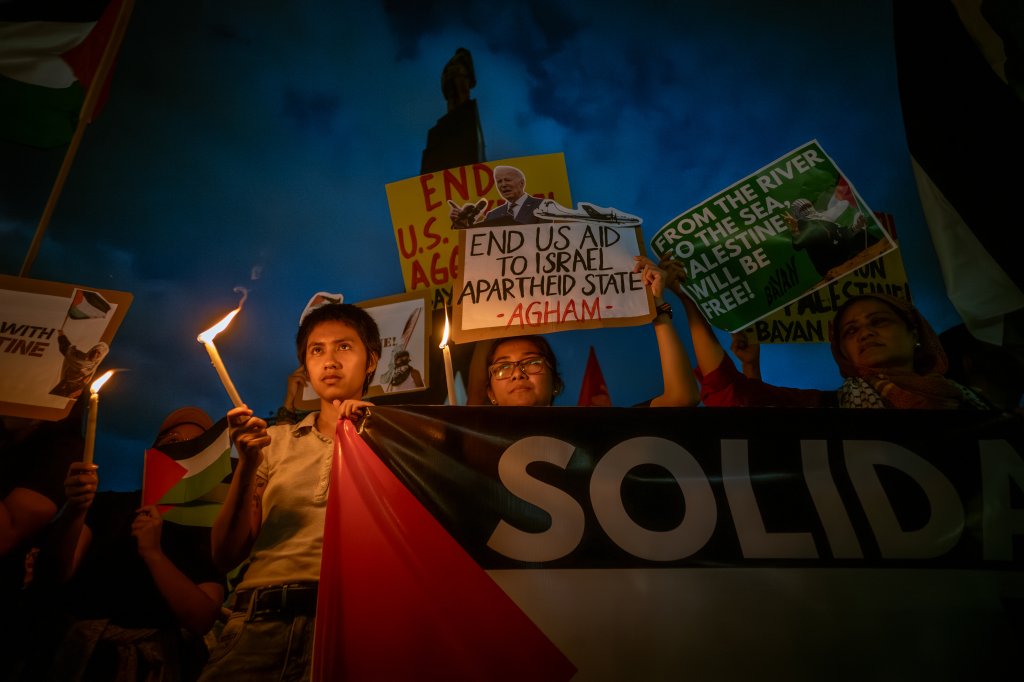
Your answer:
[481,335,566,407]
[475,257,699,408]
[830,294,986,409]
[199,302,381,681]
[664,255,986,409]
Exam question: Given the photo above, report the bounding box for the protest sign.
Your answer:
[360,291,432,397]
[650,140,896,332]
[0,274,132,420]
[742,212,911,343]
[385,154,571,311]
[451,202,652,343]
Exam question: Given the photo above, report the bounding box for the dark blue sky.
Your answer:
[1,0,958,491]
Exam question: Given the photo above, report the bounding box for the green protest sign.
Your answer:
[649,140,895,332]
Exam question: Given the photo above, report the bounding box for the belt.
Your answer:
[234,582,319,620]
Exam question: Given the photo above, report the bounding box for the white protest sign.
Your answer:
[451,202,653,343]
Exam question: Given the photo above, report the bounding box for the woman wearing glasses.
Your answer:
[481,256,700,407]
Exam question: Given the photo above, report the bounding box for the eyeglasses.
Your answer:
[489,357,550,381]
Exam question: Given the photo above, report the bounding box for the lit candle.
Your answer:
[197,308,244,407]
[83,370,114,465]
[439,311,457,406]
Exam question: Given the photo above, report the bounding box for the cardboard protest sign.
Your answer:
[359,291,431,398]
[0,275,132,420]
[649,140,896,332]
[741,212,911,343]
[451,201,652,343]
[385,154,571,312]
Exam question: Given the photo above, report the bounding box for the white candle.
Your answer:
[83,370,114,465]
[439,311,457,406]
[442,344,456,406]
[198,308,244,407]
[202,339,244,407]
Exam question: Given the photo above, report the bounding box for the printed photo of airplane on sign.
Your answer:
[532,200,641,227]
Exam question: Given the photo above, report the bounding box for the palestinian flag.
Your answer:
[892,0,1024,342]
[142,417,233,527]
[0,0,131,148]
[313,418,576,681]
[67,288,111,320]
[577,345,612,406]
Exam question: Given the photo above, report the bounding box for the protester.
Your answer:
[198,302,381,681]
[662,258,989,409]
[473,256,699,407]
[20,406,226,682]
[0,404,84,591]
[0,403,85,678]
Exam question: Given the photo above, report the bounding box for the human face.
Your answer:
[154,422,206,447]
[486,338,555,407]
[837,299,917,372]
[304,320,377,403]
[495,168,526,203]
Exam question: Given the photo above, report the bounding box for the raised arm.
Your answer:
[133,505,225,636]
[660,256,727,375]
[634,256,699,407]
[660,256,833,408]
[731,330,762,380]
[43,461,99,583]
[210,405,268,574]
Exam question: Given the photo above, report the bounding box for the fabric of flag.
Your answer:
[141,417,232,527]
[67,288,112,320]
[313,417,576,682]
[892,0,1024,344]
[577,345,612,406]
[0,0,127,148]
[828,175,854,213]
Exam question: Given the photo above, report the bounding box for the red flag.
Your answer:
[577,346,612,406]
[141,449,187,509]
[314,418,576,682]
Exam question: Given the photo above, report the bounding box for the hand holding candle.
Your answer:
[439,310,457,406]
[83,370,115,465]
[197,307,244,407]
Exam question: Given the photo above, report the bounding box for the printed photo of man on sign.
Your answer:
[649,140,896,332]
[384,153,571,312]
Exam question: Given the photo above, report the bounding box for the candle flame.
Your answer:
[90,370,115,394]
[439,308,451,348]
[198,308,240,344]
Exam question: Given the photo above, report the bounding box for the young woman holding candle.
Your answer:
[199,302,381,682]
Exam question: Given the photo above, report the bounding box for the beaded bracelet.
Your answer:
[655,302,673,320]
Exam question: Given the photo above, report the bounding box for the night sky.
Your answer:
[1,0,959,491]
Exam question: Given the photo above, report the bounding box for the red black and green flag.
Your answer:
[141,417,232,527]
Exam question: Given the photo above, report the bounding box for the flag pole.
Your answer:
[19,0,137,278]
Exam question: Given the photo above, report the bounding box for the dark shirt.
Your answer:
[59,491,223,629]
[0,410,83,593]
